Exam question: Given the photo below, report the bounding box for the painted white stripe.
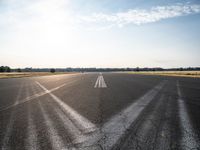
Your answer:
[99,76,102,88]
[26,107,38,150]
[0,83,66,112]
[100,81,165,149]
[78,81,166,149]
[101,75,107,88]
[94,73,107,88]
[177,81,199,150]
[53,106,100,148]
[54,107,82,141]
[99,76,102,87]
[36,81,96,133]
[94,76,100,88]
[54,106,102,149]
[25,84,39,150]
[99,75,105,88]
[39,101,65,150]
[1,83,24,150]
[100,76,104,88]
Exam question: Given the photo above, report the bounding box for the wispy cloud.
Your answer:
[1,1,200,30]
[78,3,200,27]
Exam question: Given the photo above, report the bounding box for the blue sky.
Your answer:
[0,0,200,68]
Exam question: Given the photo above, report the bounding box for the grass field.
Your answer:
[1,71,200,79]
[0,72,77,79]
[128,71,200,78]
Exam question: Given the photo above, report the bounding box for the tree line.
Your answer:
[0,66,11,72]
[1,66,200,73]
[0,66,23,72]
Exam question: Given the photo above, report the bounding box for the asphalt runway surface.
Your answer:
[0,73,200,150]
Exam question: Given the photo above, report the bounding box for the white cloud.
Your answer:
[1,1,200,30]
[78,3,200,27]
[0,1,199,67]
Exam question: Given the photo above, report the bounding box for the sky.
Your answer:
[0,0,200,68]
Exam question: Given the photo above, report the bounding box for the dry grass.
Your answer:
[128,71,200,78]
[0,72,77,79]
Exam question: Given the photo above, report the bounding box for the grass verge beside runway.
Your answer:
[0,72,77,79]
[127,71,200,78]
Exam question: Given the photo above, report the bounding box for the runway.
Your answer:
[0,73,199,150]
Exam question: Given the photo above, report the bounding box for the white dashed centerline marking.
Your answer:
[94,73,107,88]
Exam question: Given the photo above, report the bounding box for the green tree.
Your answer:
[136,67,140,72]
[0,66,5,72]
[50,68,56,73]
[5,66,11,72]
[17,68,21,72]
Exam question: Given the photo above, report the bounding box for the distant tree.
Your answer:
[179,67,183,71]
[0,66,5,72]
[5,66,11,72]
[24,67,32,72]
[126,68,131,71]
[136,67,140,72]
[17,68,21,72]
[50,68,55,73]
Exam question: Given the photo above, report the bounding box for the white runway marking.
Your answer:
[54,107,82,142]
[94,76,100,88]
[94,73,107,88]
[36,81,96,134]
[0,83,66,112]
[0,78,171,150]
[78,81,166,149]
[177,81,199,150]
[98,81,165,149]
[54,105,101,149]
[25,84,38,150]
[26,106,38,150]
[39,101,65,150]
